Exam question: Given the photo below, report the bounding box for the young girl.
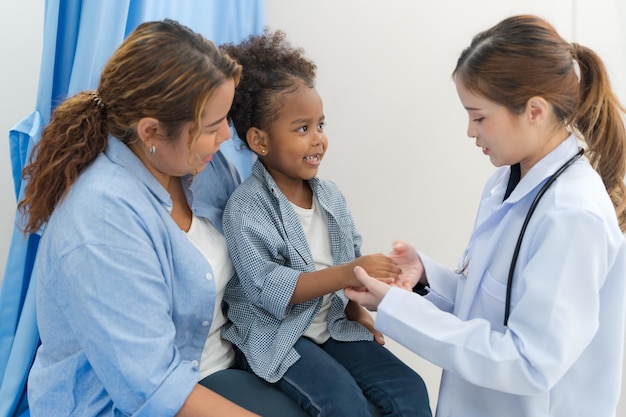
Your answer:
[346,15,626,417]
[219,30,432,416]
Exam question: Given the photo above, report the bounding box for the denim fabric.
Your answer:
[238,338,431,417]
[199,369,309,417]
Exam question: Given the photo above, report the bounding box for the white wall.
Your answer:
[0,0,43,282]
[1,0,624,414]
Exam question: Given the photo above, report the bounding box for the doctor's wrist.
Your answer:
[412,281,429,296]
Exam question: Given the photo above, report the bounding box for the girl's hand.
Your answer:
[349,253,400,287]
[345,300,385,345]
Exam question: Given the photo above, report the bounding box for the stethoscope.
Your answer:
[503,148,584,326]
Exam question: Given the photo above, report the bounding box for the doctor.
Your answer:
[346,14,626,417]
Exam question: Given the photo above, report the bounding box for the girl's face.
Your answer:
[261,85,327,188]
[147,78,235,184]
[456,80,530,170]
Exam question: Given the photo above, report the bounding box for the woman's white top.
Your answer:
[186,215,236,379]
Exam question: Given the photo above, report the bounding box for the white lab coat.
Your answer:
[376,135,626,417]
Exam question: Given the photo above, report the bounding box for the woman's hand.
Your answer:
[344,266,392,311]
[388,240,426,291]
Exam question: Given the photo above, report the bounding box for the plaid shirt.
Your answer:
[222,160,373,383]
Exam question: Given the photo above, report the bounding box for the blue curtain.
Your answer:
[0,1,263,416]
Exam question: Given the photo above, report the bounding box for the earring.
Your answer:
[149,145,156,155]
[261,148,266,154]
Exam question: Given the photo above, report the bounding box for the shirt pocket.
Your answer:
[472,269,519,333]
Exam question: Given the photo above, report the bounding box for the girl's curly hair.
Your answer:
[220,29,317,146]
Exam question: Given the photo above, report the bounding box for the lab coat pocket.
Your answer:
[474,270,518,332]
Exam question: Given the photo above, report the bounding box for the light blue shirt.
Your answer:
[27,136,241,417]
[376,135,626,417]
[222,160,372,383]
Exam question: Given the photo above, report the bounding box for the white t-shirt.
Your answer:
[292,197,334,344]
[185,215,236,379]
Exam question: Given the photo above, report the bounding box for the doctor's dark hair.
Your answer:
[453,14,626,231]
[219,29,317,145]
[19,19,242,235]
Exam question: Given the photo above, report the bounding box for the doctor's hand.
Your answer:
[344,266,392,311]
[389,240,426,291]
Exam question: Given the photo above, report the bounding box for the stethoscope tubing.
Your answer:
[504,148,585,326]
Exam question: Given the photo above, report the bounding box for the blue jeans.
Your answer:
[199,368,309,417]
[238,337,431,417]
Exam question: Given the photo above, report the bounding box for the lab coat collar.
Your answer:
[499,134,580,205]
[456,134,581,320]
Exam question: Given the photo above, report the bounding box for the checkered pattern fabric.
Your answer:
[222,160,373,383]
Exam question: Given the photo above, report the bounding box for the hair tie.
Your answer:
[569,43,581,82]
[91,90,108,116]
